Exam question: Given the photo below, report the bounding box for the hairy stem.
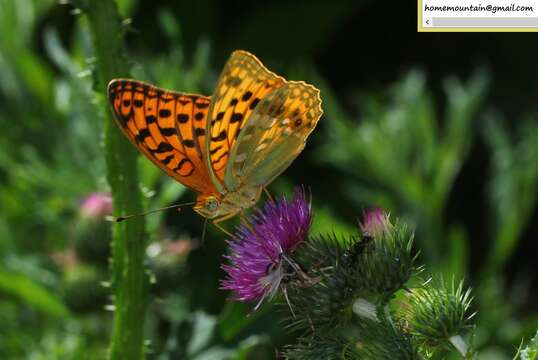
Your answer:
[77,0,148,359]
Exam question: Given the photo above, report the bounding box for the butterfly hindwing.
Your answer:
[224,81,323,190]
[206,51,286,190]
[108,79,217,195]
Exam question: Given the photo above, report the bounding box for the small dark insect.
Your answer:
[343,235,373,266]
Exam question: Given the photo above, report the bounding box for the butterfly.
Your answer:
[107,50,323,223]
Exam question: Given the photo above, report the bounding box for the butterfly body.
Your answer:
[194,187,261,220]
[108,50,322,222]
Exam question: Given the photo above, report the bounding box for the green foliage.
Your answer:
[482,114,538,271]
[0,265,68,317]
[316,69,489,272]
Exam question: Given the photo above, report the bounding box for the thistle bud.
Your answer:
[356,209,417,301]
[80,192,112,219]
[359,208,392,239]
[402,279,474,355]
[75,192,113,266]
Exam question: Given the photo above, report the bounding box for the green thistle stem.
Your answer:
[382,304,396,331]
[75,0,148,359]
[449,335,468,357]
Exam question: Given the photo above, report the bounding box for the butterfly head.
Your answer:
[194,195,222,219]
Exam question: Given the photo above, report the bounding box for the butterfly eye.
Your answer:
[205,198,219,213]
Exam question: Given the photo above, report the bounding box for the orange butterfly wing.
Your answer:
[206,50,286,188]
[108,79,218,196]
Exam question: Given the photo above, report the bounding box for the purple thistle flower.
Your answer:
[360,208,392,239]
[220,188,312,308]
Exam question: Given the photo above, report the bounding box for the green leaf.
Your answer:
[187,312,217,356]
[230,335,270,360]
[218,301,269,341]
[0,265,68,317]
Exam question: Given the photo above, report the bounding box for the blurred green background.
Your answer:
[0,0,537,358]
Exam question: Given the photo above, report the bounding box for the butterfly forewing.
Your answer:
[206,51,286,190]
[224,81,323,190]
[108,79,217,195]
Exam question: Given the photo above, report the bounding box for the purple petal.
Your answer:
[220,187,311,302]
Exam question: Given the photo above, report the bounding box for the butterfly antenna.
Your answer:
[111,202,196,222]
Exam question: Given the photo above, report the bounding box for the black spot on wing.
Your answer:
[174,158,194,176]
[195,102,209,109]
[250,98,260,110]
[159,109,171,118]
[211,130,227,141]
[210,145,223,155]
[161,155,174,165]
[230,113,243,123]
[136,128,151,142]
[161,127,177,136]
[177,114,189,123]
[213,151,228,164]
[154,142,174,153]
[182,139,195,148]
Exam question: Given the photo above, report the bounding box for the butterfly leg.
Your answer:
[212,212,239,237]
[212,222,233,237]
[282,286,296,318]
[263,187,275,203]
[239,210,254,231]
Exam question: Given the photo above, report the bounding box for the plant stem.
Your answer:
[382,304,396,331]
[78,0,148,359]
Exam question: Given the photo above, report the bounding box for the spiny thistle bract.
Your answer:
[353,318,422,360]
[220,194,475,359]
[283,335,361,360]
[401,278,475,351]
[284,234,360,332]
